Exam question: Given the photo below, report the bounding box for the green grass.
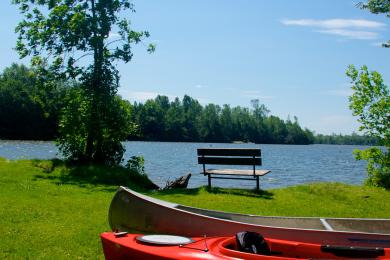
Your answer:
[0,158,114,259]
[1,158,390,258]
[152,184,390,218]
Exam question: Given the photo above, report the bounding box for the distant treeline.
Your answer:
[0,64,376,146]
[315,133,379,146]
[129,96,314,144]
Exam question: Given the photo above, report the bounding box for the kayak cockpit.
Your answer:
[218,232,388,259]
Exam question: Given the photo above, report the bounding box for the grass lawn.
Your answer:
[152,183,390,218]
[1,158,390,258]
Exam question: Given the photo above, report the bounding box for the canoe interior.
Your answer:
[177,205,327,230]
[177,205,390,234]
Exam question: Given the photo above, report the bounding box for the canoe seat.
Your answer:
[235,231,270,255]
[197,148,271,190]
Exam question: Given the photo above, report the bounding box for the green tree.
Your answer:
[250,99,269,143]
[138,99,166,140]
[346,65,390,189]
[165,98,185,141]
[265,116,288,144]
[358,0,390,47]
[13,0,154,165]
[182,95,202,141]
[0,64,65,140]
[220,105,233,142]
[125,95,313,144]
[199,104,223,142]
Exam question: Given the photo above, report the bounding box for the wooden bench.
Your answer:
[197,148,271,190]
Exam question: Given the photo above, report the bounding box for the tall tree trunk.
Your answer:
[85,0,103,162]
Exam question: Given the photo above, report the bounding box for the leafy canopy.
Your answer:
[358,0,390,47]
[13,0,154,80]
[347,65,390,189]
[13,0,154,165]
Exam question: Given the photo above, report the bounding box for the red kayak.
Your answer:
[100,231,390,259]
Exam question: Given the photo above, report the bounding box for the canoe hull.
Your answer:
[109,186,390,247]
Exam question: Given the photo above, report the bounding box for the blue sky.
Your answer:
[1,0,389,135]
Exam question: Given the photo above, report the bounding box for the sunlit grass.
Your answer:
[0,158,113,259]
[153,183,390,218]
[1,158,389,258]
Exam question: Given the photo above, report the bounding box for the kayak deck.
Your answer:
[101,232,390,260]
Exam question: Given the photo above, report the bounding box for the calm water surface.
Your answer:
[0,141,368,189]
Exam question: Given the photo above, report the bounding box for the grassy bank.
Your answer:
[153,183,390,218]
[1,159,390,258]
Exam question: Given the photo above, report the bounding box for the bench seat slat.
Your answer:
[204,169,271,176]
[198,157,261,165]
[197,148,261,157]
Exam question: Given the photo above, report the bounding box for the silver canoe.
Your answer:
[109,186,390,247]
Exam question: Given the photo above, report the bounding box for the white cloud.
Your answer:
[281,18,385,40]
[317,29,378,40]
[281,19,385,29]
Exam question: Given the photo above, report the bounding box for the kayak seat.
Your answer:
[235,231,270,255]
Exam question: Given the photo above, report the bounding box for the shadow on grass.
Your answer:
[152,187,201,196]
[32,159,273,199]
[33,159,158,193]
[206,186,274,199]
[154,186,273,199]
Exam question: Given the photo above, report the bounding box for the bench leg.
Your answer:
[208,174,211,188]
[256,176,259,191]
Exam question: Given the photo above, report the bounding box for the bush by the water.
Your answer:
[31,157,158,190]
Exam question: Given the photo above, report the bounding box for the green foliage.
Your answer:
[13,0,153,165]
[355,148,390,188]
[315,133,379,145]
[358,0,390,47]
[347,65,390,189]
[130,95,314,144]
[56,87,90,161]
[0,63,65,140]
[125,156,145,175]
[347,66,389,142]
[57,87,136,165]
[13,0,154,80]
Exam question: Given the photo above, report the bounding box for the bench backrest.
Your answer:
[197,148,262,166]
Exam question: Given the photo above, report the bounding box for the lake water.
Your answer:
[0,141,368,189]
